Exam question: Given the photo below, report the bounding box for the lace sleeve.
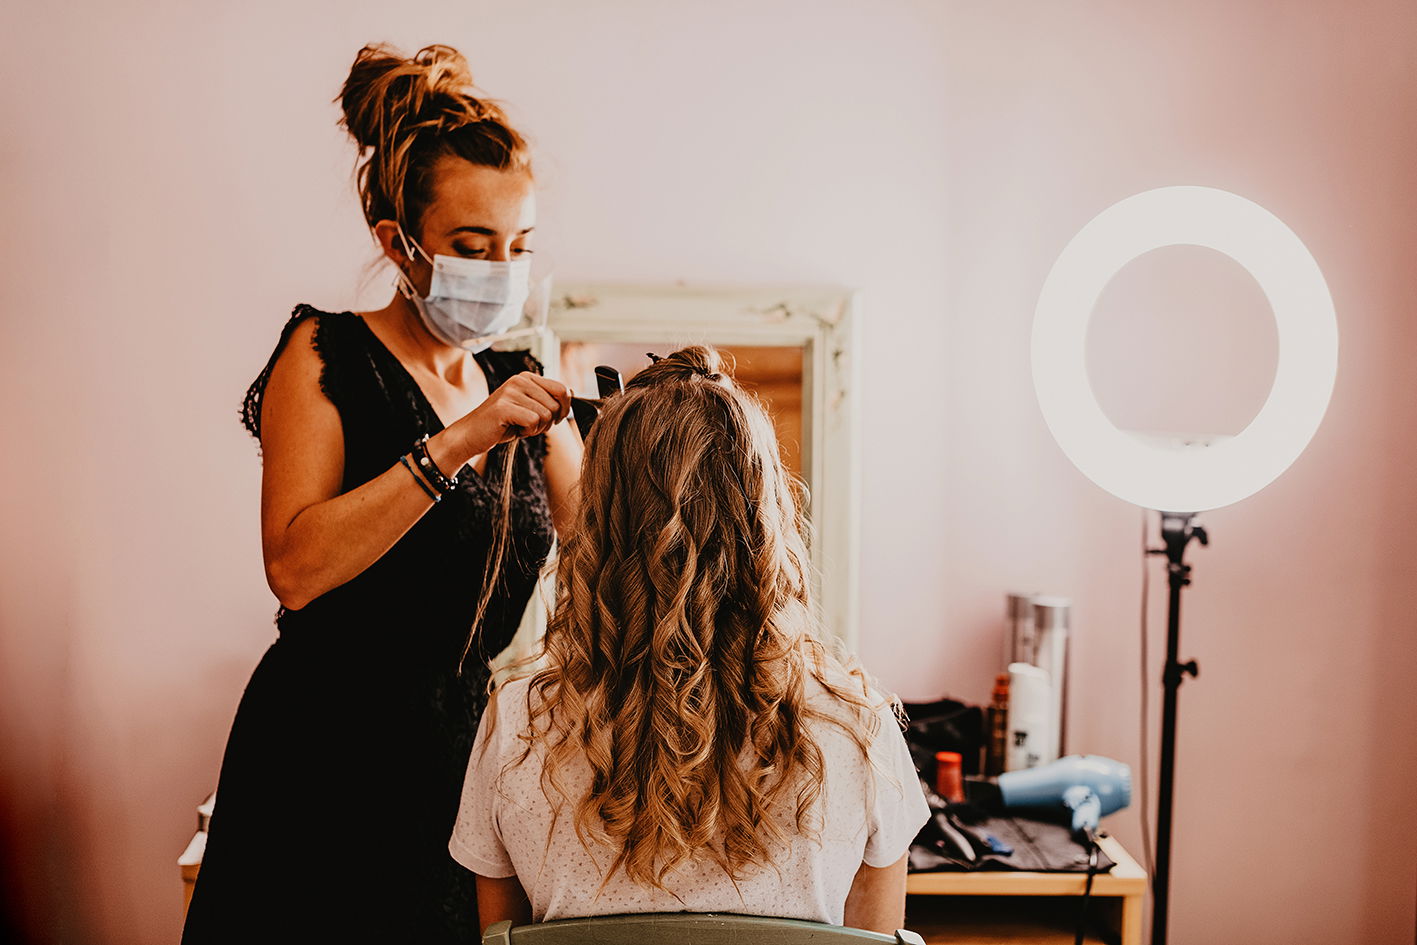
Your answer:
[486,347,545,379]
[239,304,332,444]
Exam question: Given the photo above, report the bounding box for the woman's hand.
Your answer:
[452,372,572,456]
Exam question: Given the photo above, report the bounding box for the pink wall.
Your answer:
[934,5,1417,942]
[1,2,1413,943]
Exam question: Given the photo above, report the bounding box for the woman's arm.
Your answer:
[841,853,908,935]
[258,319,569,610]
[540,414,583,538]
[475,874,532,931]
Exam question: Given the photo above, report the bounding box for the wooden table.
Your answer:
[182,802,1144,943]
[904,834,1146,945]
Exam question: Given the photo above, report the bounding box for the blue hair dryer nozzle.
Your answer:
[997,755,1132,835]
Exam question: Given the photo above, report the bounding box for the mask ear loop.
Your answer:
[395,221,429,262]
[393,222,430,300]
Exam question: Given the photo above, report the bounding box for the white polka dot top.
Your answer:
[450,672,929,926]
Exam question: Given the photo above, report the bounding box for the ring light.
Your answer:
[1030,185,1339,945]
[1031,185,1338,512]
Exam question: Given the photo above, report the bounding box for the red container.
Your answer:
[935,750,965,803]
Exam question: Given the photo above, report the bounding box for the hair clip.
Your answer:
[646,352,663,363]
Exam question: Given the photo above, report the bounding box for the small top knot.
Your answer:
[644,351,719,381]
[631,346,731,392]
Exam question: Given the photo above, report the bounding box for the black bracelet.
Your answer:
[412,434,459,494]
[399,453,441,503]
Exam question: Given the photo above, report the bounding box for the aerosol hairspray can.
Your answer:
[1032,596,1071,761]
[1005,592,1038,668]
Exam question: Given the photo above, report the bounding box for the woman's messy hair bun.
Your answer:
[338,44,493,150]
[335,43,531,234]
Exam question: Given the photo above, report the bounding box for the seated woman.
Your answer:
[450,346,929,935]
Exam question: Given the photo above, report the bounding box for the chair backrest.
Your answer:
[482,913,926,945]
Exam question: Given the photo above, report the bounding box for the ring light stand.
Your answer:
[1149,510,1205,943]
[1031,187,1338,945]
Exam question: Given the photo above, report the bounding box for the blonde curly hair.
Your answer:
[508,345,888,891]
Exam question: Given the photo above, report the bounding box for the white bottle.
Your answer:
[1006,662,1053,771]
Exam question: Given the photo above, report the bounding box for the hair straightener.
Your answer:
[569,365,625,438]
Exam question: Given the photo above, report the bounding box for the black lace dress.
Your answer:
[182,305,556,944]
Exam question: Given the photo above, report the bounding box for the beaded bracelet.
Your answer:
[399,453,441,503]
[412,434,460,494]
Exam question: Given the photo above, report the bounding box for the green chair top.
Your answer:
[482,912,926,945]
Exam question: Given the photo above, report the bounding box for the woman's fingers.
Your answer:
[520,373,572,422]
[478,374,571,442]
[503,391,557,437]
[499,403,546,438]
[519,384,562,421]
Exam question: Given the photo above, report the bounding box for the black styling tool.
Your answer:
[569,365,625,439]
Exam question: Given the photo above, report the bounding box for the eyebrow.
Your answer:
[448,225,536,237]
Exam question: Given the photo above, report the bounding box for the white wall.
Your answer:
[1,2,1413,943]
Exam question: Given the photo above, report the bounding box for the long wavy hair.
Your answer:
[507,345,887,891]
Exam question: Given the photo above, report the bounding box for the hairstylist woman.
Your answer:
[181,44,579,945]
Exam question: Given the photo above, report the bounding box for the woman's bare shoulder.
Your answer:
[262,314,336,413]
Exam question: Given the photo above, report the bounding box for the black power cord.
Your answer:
[1073,827,1101,945]
[1139,510,1156,880]
[1070,511,1157,945]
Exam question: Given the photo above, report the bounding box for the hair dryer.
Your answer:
[996,755,1132,836]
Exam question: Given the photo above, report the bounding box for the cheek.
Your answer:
[412,262,435,295]
[396,255,434,296]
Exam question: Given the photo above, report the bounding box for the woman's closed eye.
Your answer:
[451,245,534,257]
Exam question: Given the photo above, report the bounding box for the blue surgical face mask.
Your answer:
[394,227,532,352]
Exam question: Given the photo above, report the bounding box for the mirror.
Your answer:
[561,342,806,480]
[1085,244,1280,445]
[520,283,861,648]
